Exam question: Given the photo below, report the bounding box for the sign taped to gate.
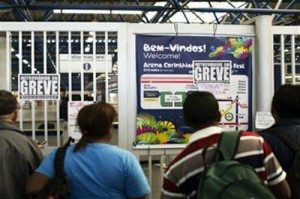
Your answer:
[18,74,60,100]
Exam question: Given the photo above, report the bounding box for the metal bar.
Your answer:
[274,0,297,22]
[31,4,300,15]
[31,31,36,141]
[56,31,61,146]
[280,34,285,85]
[80,31,84,101]
[227,1,249,20]
[68,31,72,101]
[6,32,11,90]
[148,154,152,192]
[291,34,296,84]
[271,0,282,21]
[93,31,96,102]
[208,1,220,24]
[43,31,48,146]
[18,31,23,131]
[105,31,109,102]
[250,0,259,8]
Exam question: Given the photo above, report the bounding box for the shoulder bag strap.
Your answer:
[265,128,300,151]
[54,137,75,177]
[218,131,242,160]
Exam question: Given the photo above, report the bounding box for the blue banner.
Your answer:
[136,35,253,144]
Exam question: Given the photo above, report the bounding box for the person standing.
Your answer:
[161,91,290,199]
[26,102,151,199]
[260,84,300,199]
[0,90,43,199]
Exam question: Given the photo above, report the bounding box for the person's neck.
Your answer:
[0,112,16,124]
[0,119,14,124]
[89,136,111,144]
[191,123,218,133]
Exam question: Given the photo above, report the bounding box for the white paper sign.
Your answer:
[255,111,275,129]
[18,74,60,100]
[59,54,112,73]
[68,101,93,139]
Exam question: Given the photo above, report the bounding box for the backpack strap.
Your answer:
[218,131,242,160]
[54,137,75,177]
[264,128,300,151]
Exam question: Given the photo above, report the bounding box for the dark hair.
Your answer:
[271,84,300,119]
[74,102,117,152]
[183,91,220,131]
[0,90,18,116]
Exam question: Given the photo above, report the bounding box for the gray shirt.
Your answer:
[0,122,43,199]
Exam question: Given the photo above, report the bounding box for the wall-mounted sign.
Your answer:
[136,35,253,144]
[59,54,112,73]
[18,74,60,100]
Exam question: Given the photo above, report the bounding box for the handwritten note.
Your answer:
[255,111,275,129]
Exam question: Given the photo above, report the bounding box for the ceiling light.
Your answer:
[53,9,142,15]
[85,45,90,52]
[111,10,142,15]
[86,37,93,43]
[54,9,110,14]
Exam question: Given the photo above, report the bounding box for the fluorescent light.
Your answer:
[53,9,110,14]
[53,9,142,15]
[111,10,142,15]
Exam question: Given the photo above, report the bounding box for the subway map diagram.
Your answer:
[140,74,249,131]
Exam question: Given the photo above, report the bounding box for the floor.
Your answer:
[142,162,163,199]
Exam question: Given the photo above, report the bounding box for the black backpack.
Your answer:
[35,137,74,199]
[262,128,300,199]
[197,131,275,199]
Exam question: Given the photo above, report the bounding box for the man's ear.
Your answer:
[11,111,18,123]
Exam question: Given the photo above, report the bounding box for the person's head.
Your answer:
[271,84,300,121]
[60,87,67,98]
[74,102,117,152]
[183,91,221,131]
[0,90,20,123]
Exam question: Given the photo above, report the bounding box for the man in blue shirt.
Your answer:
[260,84,300,199]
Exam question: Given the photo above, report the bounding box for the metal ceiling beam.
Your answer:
[0,1,299,25]
[8,0,33,21]
[160,0,190,23]
[274,0,297,23]
[22,4,300,15]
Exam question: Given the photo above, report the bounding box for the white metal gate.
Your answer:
[0,22,127,155]
[273,26,300,85]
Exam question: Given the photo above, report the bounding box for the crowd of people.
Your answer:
[0,84,299,199]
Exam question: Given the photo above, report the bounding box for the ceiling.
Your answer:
[2,0,299,90]
[0,0,299,25]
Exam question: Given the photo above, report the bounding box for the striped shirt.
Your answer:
[161,126,286,199]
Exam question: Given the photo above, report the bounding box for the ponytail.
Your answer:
[73,135,88,152]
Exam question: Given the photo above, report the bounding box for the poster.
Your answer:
[68,101,94,139]
[18,74,60,100]
[136,35,253,144]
